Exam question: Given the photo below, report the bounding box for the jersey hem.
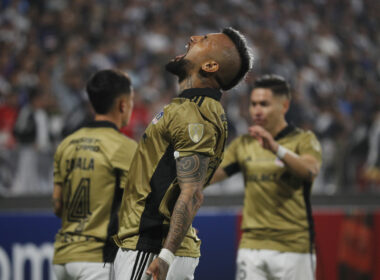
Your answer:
[239,239,312,254]
[53,254,104,264]
[114,236,200,258]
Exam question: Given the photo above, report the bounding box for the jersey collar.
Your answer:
[84,121,119,131]
[274,124,296,141]
[178,88,222,101]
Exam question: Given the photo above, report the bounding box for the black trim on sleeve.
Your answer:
[223,162,241,176]
[102,169,123,262]
[136,144,177,254]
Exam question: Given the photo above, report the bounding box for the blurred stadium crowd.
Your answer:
[0,0,379,196]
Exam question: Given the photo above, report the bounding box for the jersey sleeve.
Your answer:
[297,131,322,164]
[53,143,64,184]
[220,136,241,176]
[168,106,217,158]
[109,138,138,189]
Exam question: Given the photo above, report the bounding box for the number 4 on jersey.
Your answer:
[67,178,92,222]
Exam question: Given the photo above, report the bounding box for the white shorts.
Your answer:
[114,248,199,280]
[236,248,316,280]
[53,262,114,280]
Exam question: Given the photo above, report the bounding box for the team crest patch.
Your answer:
[188,123,204,143]
[152,111,164,124]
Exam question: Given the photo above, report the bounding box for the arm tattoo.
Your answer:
[164,154,209,253]
[169,199,190,250]
[165,194,204,253]
[176,154,209,184]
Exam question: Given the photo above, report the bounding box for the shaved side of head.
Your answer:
[217,27,253,90]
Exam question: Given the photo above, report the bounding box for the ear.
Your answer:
[118,98,126,113]
[282,99,290,114]
[201,60,219,73]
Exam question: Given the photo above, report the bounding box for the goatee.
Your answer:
[165,59,191,83]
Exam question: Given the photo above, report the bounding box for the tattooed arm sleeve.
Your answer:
[163,153,209,253]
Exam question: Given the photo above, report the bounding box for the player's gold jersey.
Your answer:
[53,121,137,264]
[221,125,322,253]
[115,88,227,258]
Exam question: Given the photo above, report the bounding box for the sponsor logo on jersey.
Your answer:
[246,173,278,182]
[152,111,164,124]
[188,123,204,143]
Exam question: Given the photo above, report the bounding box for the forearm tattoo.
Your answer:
[167,199,191,252]
[164,154,209,252]
[176,154,209,184]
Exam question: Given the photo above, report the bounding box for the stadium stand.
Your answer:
[0,0,379,195]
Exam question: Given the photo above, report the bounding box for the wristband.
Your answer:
[276,145,288,159]
[158,248,175,266]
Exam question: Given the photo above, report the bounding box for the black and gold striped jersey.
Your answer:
[115,88,228,258]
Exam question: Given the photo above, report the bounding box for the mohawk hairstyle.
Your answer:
[253,74,291,99]
[221,27,254,90]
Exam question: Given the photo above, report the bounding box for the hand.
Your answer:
[248,125,278,153]
[146,257,169,280]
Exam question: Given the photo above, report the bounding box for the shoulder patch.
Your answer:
[188,123,204,143]
[152,111,164,124]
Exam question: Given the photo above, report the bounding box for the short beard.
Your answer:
[165,58,191,83]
